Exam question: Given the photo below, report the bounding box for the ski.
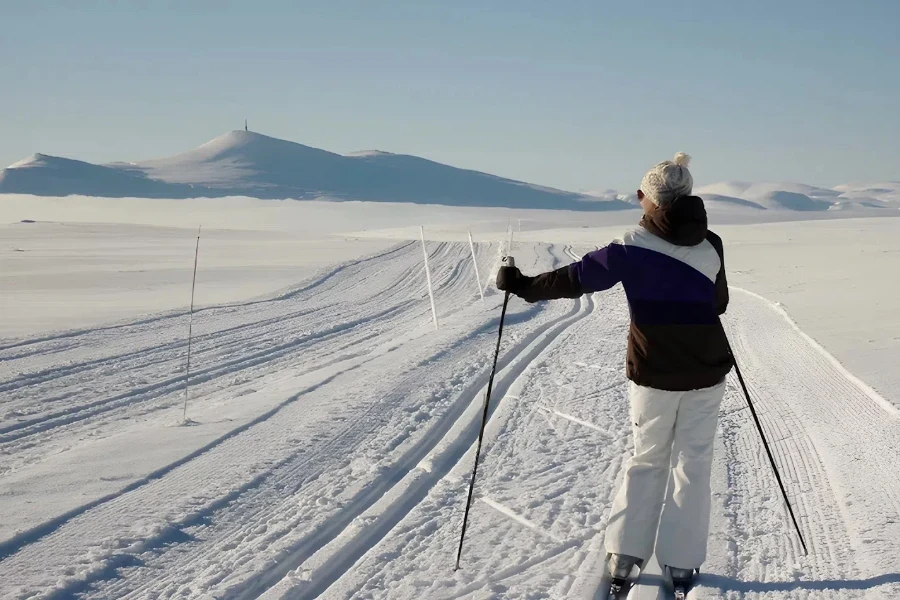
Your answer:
[621,554,664,599]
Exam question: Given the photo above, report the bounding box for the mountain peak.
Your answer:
[346,150,395,158]
[8,153,50,169]
[193,129,295,153]
[137,130,344,181]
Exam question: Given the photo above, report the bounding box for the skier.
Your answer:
[496,153,733,594]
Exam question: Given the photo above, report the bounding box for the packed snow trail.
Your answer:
[0,240,511,542]
[252,286,900,598]
[1,243,900,599]
[0,241,576,598]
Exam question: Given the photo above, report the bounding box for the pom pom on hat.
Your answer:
[673,152,691,167]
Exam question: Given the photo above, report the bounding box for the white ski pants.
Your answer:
[604,380,725,569]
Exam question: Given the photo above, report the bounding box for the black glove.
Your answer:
[496,266,530,293]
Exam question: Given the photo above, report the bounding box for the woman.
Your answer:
[496,153,733,589]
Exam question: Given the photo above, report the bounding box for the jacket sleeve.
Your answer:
[513,243,624,303]
[706,231,729,315]
[514,265,581,303]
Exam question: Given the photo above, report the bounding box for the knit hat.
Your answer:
[640,152,693,207]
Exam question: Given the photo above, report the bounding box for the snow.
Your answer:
[346,150,396,158]
[719,218,900,411]
[1,193,900,598]
[7,154,48,169]
[0,221,392,337]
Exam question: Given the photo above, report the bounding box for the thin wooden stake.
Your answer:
[420,226,439,330]
[467,231,485,302]
[183,225,201,423]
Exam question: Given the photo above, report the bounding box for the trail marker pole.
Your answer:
[183,225,201,423]
[420,226,439,330]
[467,231,484,302]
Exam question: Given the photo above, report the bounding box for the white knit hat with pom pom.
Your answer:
[640,152,693,207]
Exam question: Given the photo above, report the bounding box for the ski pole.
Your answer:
[726,333,809,556]
[455,255,515,571]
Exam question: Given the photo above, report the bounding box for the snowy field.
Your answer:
[1,222,393,337]
[2,195,900,599]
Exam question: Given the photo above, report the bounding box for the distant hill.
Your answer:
[0,130,630,211]
[0,154,194,198]
[2,133,897,213]
[694,181,899,212]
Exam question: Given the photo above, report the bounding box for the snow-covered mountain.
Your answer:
[0,130,629,211]
[2,132,897,213]
[0,153,196,198]
[695,181,900,211]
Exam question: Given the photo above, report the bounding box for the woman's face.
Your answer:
[638,189,655,214]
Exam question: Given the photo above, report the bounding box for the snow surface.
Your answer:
[0,221,392,337]
[2,195,900,598]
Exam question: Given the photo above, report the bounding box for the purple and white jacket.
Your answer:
[509,196,733,391]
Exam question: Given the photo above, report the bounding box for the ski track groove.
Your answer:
[276,293,596,600]
[0,239,519,599]
[324,285,626,600]
[0,241,468,464]
[688,287,900,599]
[0,303,413,445]
[299,281,900,599]
[95,308,534,600]
[0,351,377,563]
[0,241,422,395]
[0,241,419,357]
[82,247,583,600]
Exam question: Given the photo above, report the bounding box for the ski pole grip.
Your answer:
[503,256,515,268]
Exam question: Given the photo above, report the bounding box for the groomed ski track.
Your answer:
[1,242,899,599]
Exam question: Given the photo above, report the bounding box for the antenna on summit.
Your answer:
[244,119,248,132]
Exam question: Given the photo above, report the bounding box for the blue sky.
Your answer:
[3,0,898,192]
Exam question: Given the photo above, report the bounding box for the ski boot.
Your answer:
[663,566,699,599]
[601,553,643,599]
